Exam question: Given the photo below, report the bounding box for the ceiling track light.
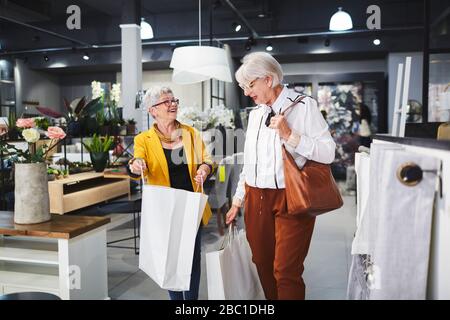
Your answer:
[265,42,273,52]
[324,38,330,47]
[82,52,90,60]
[232,22,242,32]
[245,36,256,51]
[43,55,49,62]
[373,38,381,46]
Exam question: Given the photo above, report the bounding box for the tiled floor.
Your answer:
[106,195,356,300]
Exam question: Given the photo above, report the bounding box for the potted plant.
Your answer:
[118,119,127,135]
[82,134,114,172]
[0,118,66,224]
[126,118,137,135]
[35,96,102,137]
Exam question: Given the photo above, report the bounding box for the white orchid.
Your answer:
[91,81,104,100]
[111,83,121,105]
[177,104,235,130]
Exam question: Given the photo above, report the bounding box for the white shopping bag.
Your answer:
[206,226,265,300]
[139,183,208,291]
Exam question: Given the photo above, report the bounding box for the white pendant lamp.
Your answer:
[140,18,154,40]
[329,7,353,31]
[170,0,232,84]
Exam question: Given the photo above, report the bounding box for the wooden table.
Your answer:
[0,211,110,300]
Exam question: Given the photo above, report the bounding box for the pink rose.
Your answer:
[16,118,35,128]
[46,126,66,140]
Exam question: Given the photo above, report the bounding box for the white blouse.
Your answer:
[233,86,336,206]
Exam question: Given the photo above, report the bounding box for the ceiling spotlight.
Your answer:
[258,13,266,18]
[82,53,90,60]
[232,22,242,32]
[373,39,381,46]
[265,43,273,52]
[140,18,154,40]
[324,38,330,47]
[43,55,49,62]
[245,36,256,51]
[329,7,353,31]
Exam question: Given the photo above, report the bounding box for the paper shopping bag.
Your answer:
[139,184,207,291]
[206,228,265,300]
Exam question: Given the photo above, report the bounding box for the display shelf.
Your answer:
[0,212,110,299]
[0,261,59,290]
[0,236,58,266]
[0,247,58,266]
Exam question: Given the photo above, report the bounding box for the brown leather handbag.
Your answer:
[282,145,343,216]
[280,96,343,216]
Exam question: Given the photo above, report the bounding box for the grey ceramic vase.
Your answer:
[14,162,51,224]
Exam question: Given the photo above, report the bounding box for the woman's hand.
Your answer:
[225,205,240,225]
[268,114,292,140]
[194,165,210,185]
[130,158,147,175]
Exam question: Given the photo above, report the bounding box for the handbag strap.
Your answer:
[279,95,307,116]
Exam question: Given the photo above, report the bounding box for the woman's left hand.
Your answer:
[268,114,292,140]
[194,167,209,185]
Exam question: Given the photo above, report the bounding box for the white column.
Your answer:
[120,24,142,131]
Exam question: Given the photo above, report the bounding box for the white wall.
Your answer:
[117,69,203,131]
[14,59,61,116]
[282,60,386,75]
[387,52,423,133]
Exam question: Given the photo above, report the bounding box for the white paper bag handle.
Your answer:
[140,165,146,185]
[220,224,238,250]
[195,175,204,193]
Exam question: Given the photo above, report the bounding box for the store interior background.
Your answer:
[0,0,449,299]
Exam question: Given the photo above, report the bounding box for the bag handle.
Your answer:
[140,161,204,193]
[195,175,204,193]
[219,224,238,250]
[140,166,146,185]
[279,95,307,117]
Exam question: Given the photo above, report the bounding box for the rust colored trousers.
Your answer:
[244,184,316,300]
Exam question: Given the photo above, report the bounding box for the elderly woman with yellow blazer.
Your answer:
[128,86,215,300]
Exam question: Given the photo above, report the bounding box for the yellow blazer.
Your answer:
[132,124,215,226]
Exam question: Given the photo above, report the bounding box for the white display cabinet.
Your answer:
[0,212,110,299]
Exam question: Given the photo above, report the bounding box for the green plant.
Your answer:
[82,134,114,153]
[36,96,102,123]
[7,112,17,131]
[96,111,106,126]
[34,117,50,130]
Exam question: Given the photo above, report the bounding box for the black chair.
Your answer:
[0,292,61,300]
[97,193,142,254]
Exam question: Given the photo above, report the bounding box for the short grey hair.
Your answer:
[143,86,173,109]
[235,52,283,88]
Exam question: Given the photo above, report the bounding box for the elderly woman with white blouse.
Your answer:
[225,52,336,300]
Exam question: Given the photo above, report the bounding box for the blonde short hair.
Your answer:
[143,86,173,109]
[235,52,283,88]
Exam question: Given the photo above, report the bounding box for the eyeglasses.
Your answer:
[151,98,180,108]
[238,78,259,91]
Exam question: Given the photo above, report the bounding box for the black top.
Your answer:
[163,146,194,192]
